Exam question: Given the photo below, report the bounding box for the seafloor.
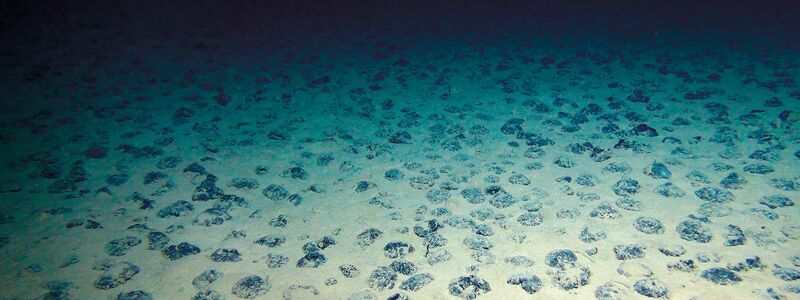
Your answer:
[0,2,799,299]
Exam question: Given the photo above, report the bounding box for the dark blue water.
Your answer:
[0,1,799,299]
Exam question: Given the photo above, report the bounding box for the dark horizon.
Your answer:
[3,0,799,48]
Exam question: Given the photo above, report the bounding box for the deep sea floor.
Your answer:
[0,2,799,299]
